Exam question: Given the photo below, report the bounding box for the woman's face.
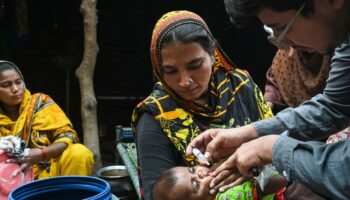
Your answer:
[0,69,25,107]
[160,42,213,101]
[172,166,215,200]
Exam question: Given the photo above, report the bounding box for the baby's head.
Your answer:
[152,165,216,200]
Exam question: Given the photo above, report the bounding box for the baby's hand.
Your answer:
[209,169,246,194]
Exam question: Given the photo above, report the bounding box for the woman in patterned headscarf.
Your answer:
[264,45,347,200]
[264,48,331,111]
[132,11,278,200]
[0,60,94,179]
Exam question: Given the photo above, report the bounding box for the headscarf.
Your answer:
[132,10,272,164]
[0,60,25,86]
[0,62,78,148]
[132,10,274,199]
[150,10,239,114]
[264,48,330,107]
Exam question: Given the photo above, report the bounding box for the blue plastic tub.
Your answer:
[9,176,115,200]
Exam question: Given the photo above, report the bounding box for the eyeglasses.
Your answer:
[263,3,306,49]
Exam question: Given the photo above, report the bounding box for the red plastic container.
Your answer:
[0,152,33,200]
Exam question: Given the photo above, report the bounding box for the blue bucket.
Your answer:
[9,176,115,200]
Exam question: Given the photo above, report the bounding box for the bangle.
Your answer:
[41,148,47,160]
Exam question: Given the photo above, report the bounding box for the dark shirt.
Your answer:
[136,112,185,200]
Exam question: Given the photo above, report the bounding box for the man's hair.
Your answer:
[152,168,182,200]
[224,0,314,28]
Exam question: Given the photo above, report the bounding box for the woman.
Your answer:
[264,48,331,112]
[264,48,345,200]
[0,60,94,179]
[131,11,276,199]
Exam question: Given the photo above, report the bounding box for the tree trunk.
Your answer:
[76,0,102,170]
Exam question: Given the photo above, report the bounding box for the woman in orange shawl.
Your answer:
[131,10,282,200]
[0,60,94,179]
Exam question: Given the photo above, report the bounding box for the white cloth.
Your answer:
[0,136,22,155]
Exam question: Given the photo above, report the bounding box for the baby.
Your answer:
[152,165,286,200]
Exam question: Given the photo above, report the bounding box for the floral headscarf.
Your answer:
[150,10,239,114]
[132,10,272,165]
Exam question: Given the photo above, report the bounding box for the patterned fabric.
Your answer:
[265,48,330,107]
[326,127,350,144]
[0,90,78,147]
[132,10,272,164]
[0,90,89,179]
[215,181,281,200]
[131,10,273,199]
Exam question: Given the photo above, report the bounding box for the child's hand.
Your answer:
[209,169,246,194]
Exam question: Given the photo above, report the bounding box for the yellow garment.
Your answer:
[133,10,273,165]
[132,11,275,199]
[0,90,94,179]
[33,144,94,179]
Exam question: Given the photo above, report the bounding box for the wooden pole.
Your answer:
[76,0,102,170]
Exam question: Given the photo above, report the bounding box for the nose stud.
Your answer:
[187,78,193,84]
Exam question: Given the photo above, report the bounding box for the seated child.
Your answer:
[152,165,286,200]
